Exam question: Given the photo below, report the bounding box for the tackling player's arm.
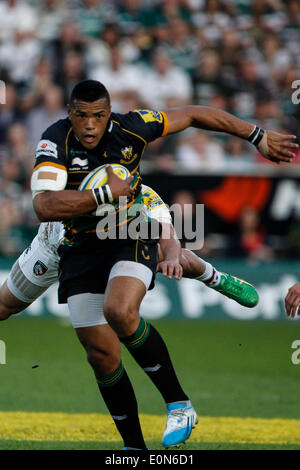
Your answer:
[157,223,183,281]
[141,185,182,280]
[163,106,298,163]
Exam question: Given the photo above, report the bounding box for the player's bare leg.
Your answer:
[0,281,30,321]
[75,324,121,376]
[104,276,196,447]
[74,320,147,449]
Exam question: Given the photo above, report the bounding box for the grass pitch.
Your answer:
[0,317,300,450]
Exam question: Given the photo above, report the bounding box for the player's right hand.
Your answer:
[285,283,300,318]
[106,164,134,201]
[259,131,299,164]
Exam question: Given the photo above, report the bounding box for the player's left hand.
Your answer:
[285,283,300,318]
[156,259,183,280]
[258,130,299,164]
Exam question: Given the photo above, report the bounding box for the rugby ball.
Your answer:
[79,163,131,214]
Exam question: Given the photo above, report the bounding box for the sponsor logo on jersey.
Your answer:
[134,109,163,124]
[33,261,48,276]
[71,157,88,167]
[70,149,88,157]
[36,140,58,159]
[143,190,164,210]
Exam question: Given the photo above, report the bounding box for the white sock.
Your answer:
[196,262,221,287]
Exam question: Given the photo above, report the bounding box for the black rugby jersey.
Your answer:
[32,109,169,245]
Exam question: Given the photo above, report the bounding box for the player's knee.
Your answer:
[104,302,137,328]
[86,345,120,375]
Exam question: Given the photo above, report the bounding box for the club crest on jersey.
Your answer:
[33,261,48,276]
[120,146,138,164]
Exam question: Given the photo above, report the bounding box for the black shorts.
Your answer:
[57,237,159,303]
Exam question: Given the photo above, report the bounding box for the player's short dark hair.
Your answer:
[70,80,110,106]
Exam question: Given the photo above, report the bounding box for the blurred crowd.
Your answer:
[0,0,300,259]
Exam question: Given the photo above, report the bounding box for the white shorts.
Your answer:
[7,235,60,304]
[68,293,107,329]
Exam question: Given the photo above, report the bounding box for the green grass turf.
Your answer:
[1,440,300,450]
[0,317,300,450]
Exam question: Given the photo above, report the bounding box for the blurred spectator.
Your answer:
[55,49,87,104]
[261,33,291,81]
[225,137,255,170]
[5,123,34,184]
[75,0,115,38]
[140,48,193,108]
[227,207,274,263]
[0,0,38,43]
[176,129,226,169]
[91,45,144,111]
[0,0,40,90]
[45,21,86,82]
[116,0,155,35]
[254,96,282,130]
[230,58,271,120]
[191,0,233,45]
[193,48,224,105]
[166,18,199,77]
[26,85,65,146]
[0,83,23,145]
[36,0,70,43]
[20,57,54,112]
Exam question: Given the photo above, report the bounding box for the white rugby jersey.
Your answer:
[37,222,65,253]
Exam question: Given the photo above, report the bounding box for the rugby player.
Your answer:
[25,80,297,449]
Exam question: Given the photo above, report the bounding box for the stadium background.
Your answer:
[0,0,300,451]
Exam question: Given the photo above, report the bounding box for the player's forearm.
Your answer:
[187,106,254,139]
[33,190,97,222]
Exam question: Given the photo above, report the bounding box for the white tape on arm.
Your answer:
[31,165,68,199]
[257,131,269,157]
